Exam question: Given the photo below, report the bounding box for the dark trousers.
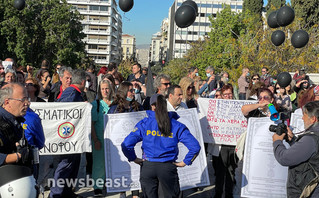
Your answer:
[140,161,180,198]
[239,93,246,100]
[49,154,81,198]
[213,145,237,198]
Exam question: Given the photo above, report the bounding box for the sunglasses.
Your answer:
[162,82,171,86]
[252,78,259,80]
[187,86,195,90]
[258,95,271,101]
[25,83,34,87]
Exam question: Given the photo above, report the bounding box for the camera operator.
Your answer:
[273,101,319,198]
[0,83,30,166]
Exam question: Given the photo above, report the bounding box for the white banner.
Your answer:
[198,98,256,145]
[104,109,209,192]
[30,102,92,155]
[290,113,304,134]
[241,117,288,198]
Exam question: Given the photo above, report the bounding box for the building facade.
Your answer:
[67,0,122,67]
[167,0,243,60]
[122,34,136,60]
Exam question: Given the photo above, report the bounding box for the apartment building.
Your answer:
[167,0,243,60]
[67,0,122,66]
[122,34,136,60]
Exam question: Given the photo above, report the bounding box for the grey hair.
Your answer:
[98,79,115,101]
[205,66,214,72]
[302,101,319,121]
[153,74,170,90]
[59,66,73,78]
[71,69,86,85]
[0,83,20,105]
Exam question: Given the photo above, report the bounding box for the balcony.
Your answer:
[77,10,110,16]
[86,49,109,54]
[67,0,111,6]
[93,59,109,64]
[83,38,110,45]
[82,29,111,35]
[80,20,111,26]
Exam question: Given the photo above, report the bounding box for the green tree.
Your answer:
[243,0,264,19]
[162,58,190,84]
[266,0,286,15]
[291,0,319,29]
[0,0,85,68]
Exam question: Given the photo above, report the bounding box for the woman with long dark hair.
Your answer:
[121,94,201,198]
[108,81,143,198]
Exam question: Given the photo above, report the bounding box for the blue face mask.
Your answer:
[206,73,211,78]
[126,97,133,102]
[134,88,140,94]
[195,73,199,76]
[246,72,250,77]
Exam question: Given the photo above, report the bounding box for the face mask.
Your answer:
[246,72,250,77]
[57,70,59,74]
[134,88,140,94]
[85,81,90,88]
[253,82,255,85]
[195,73,199,76]
[126,97,133,102]
[225,78,229,82]
[115,85,119,89]
[276,90,280,94]
[206,73,211,78]
[273,80,277,84]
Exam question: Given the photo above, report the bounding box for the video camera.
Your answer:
[268,103,290,136]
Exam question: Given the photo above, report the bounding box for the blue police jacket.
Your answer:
[57,85,84,102]
[23,108,45,149]
[121,110,201,165]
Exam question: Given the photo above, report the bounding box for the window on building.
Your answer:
[90,6,99,11]
[237,5,243,9]
[78,5,87,10]
[88,44,98,49]
[200,13,205,17]
[127,39,130,44]
[100,6,108,11]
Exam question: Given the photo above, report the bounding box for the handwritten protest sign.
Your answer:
[198,98,256,145]
[30,102,92,155]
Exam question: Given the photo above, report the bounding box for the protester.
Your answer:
[166,84,188,111]
[205,66,217,92]
[4,68,16,84]
[246,74,260,99]
[260,67,272,87]
[127,62,146,84]
[51,64,62,85]
[274,83,293,112]
[49,69,86,198]
[108,81,143,198]
[37,69,51,99]
[242,88,279,118]
[273,101,319,198]
[179,77,198,108]
[16,71,25,84]
[187,67,198,79]
[86,64,97,93]
[121,94,200,198]
[25,77,46,102]
[213,84,237,198]
[91,79,114,196]
[238,68,250,100]
[247,81,265,100]
[48,66,72,102]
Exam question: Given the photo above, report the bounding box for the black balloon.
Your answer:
[119,0,134,12]
[13,0,25,10]
[291,30,309,48]
[181,0,198,16]
[276,6,295,27]
[277,72,292,88]
[267,11,279,28]
[175,5,196,28]
[271,30,285,46]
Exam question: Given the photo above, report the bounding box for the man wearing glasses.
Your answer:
[260,67,272,87]
[0,83,31,166]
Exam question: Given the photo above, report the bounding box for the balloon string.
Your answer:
[122,13,130,21]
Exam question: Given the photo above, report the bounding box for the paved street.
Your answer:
[39,156,217,198]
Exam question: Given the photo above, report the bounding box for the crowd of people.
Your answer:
[0,57,319,198]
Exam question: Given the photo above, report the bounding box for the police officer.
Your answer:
[0,83,30,166]
[121,94,201,198]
